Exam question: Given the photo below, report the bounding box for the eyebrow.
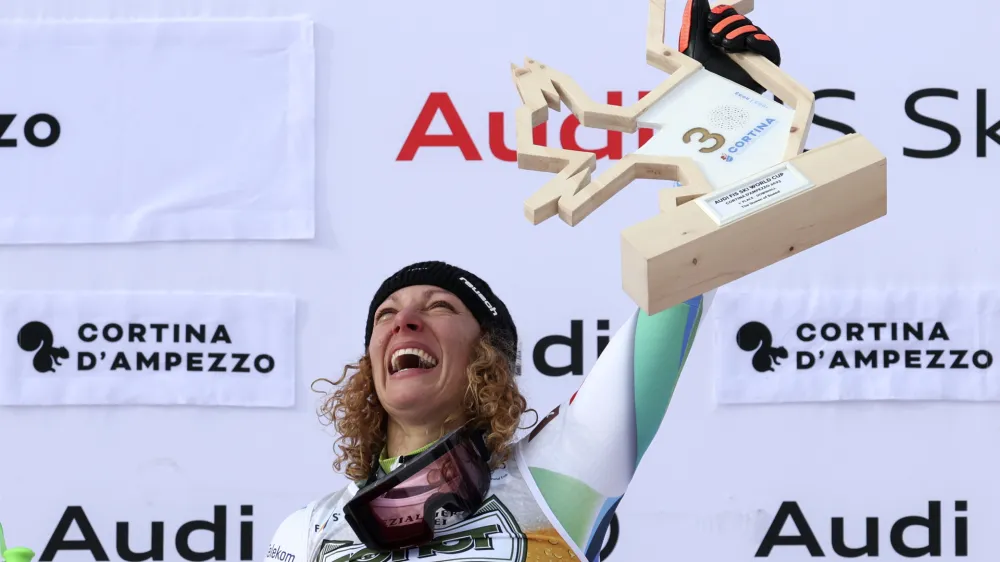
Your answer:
[384,288,451,306]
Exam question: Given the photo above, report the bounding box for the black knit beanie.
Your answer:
[364,261,518,369]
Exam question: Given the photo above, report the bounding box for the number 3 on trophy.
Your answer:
[682,127,725,153]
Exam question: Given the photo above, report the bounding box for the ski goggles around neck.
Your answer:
[343,423,492,551]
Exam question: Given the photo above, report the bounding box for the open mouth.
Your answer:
[389,348,439,375]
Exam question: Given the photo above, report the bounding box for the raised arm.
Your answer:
[518,295,704,559]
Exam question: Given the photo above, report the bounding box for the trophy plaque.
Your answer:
[511,0,887,314]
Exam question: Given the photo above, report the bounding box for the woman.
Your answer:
[280,259,683,562]
[268,5,781,560]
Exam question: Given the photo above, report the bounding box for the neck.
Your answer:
[385,414,466,458]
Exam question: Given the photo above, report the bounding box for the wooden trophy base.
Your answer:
[622,133,887,314]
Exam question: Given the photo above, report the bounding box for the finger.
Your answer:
[746,32,781,66]
[719,22,761,51]
[706,3,738,26]
[707,7,754,50]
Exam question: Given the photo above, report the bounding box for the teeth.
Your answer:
[390,348,438,373]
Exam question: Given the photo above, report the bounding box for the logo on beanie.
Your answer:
[458,277,498,316]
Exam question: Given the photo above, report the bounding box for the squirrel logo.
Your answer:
[16,321,70,373]
[736,321,788,372]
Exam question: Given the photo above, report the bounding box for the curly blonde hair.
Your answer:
[313,333,536,482]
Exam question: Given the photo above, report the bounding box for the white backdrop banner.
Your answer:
[0,1,998,561]
[0,291,297,407]
[0,17,315,244]
[712,287,999,404]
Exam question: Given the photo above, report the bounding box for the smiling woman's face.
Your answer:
[368,285,482,425]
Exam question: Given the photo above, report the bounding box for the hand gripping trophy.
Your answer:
[512,0,887,314]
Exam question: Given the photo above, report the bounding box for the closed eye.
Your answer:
[376,301,454,322]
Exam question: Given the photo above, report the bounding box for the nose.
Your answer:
[392,306,423,335]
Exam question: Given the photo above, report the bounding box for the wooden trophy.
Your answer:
[511,0,887,314]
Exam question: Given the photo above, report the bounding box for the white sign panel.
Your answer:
[0,17,315,244]
[0,291,297,407]
[712,287,1000,404]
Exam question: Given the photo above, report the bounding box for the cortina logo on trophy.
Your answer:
[16,321,69,373]
[736,320,788,372]
[509,0,887,314]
